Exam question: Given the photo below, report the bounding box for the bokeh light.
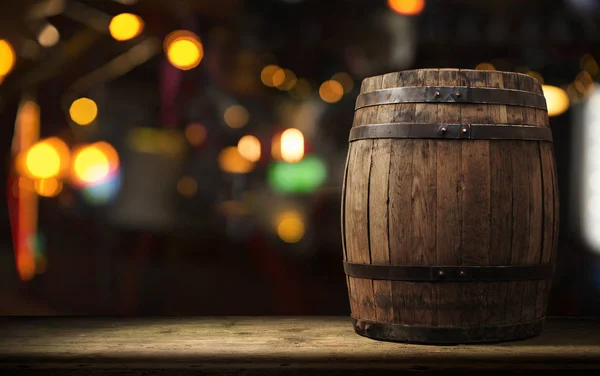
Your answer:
[271,132,282,160]
[224,105,250,128]
[177,175,197,197]
[276,210,305,243]
[69,97,98,126]
[267,155,327,194]
[261,64,280,87]
[17,253,35,282]
[276,69,297,91]
[319,80,344,103]
[72,142,119,185]
[0,39,16,76]
[237,135,261,162]
[290,78,311,99]
[542,85,570,117]
[82,173,121,205]
[184,123,207,146]
[280,128,304,163]
[388,0,425,16]
[218,146,255,174]
[34,178,63,197]
[475,62,496,71]
[164,30,203,70]
[109,13,144,41]
[527,70,544,84]
[37,23,60,47]
[24,141,62,179]
[581,53,599,77]
[332,72,354,93]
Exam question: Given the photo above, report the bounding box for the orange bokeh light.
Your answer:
[388,0,425,16]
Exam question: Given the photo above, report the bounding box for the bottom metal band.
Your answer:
[352,317,545,344]
[343,262,555,282]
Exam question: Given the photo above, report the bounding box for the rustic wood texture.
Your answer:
[343,69,558,340]
[0,317,598,375]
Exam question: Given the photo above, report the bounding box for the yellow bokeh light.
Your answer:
[177,175,197,197]
[237,135,261,162]
[526,70,544,85]
[0,39,15,76]
[276,69,297,91]
[164,30,203,71]
[276,210,305,243]
[581,54,599,77]
[542,85,570,117]
[69,97,98,126]
[34,178,63,197]
[25,141,61,179]
[37,23,60,47]
[475,62,496,71]
[109,13,144,41]
[72,142,119,185]
[224,105,250,128]
[388,0,425,16]
[290,78,311,99]
[332,72,354,93]
[319,80,344,103]
[280,128,304,163]
[218,146,255,174]
[261,64,280,87]
[184,123,207,146]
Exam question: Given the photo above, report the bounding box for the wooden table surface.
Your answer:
[0,317,599,375]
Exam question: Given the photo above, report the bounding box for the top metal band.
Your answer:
[343,262,555,282]
[355,86,548,111]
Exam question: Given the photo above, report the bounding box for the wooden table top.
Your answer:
[1,317,599,375]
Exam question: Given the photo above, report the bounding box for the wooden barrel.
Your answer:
[341,69,559,344]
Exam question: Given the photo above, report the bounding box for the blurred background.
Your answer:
[0,0,599,316]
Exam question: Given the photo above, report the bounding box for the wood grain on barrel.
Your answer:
[343,69,557,338]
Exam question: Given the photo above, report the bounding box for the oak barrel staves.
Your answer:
[341,69,558,344]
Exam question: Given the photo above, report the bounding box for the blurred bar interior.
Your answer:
[0,0,599,316]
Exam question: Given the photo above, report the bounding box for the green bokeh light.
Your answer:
[267,155,327,194]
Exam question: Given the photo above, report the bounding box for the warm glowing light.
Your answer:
[0,39,16,76]
[261,64,280,87]
[576,71,595,95]
[82,173,121,205]
[109,13,144,41]
[280,128,304,163]
[332,72,354,93]
[25,141,61,179]
[37,23,60,47]
[542,85,570,117]
[527,70,544,85]
[237,135,261,162]
[387,0,425,16]
[164,30,203,70]
[581,54,599,77]
[218,146,255,174]
[34,178,62,197]
[290,78,311,99]
[319,80,344,103]
[17,253,35,281]
[272,68,286,87]
[184,123,207,146]
[276,210,305,243]
[69,97,98,126]
[72,142,119,185]
[475,62,496,71]
[128,128,185,156]
[224,105,250,128]
[276,69,297,91]
[271,132,282,160]
[177,175,197,197]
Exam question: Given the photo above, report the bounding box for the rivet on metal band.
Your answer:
[343,262,555,282]
[355,86,548,111]
[348,124,553,142]
[352,317,545,344]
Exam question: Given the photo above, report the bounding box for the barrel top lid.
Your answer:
[359,69,543,96]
